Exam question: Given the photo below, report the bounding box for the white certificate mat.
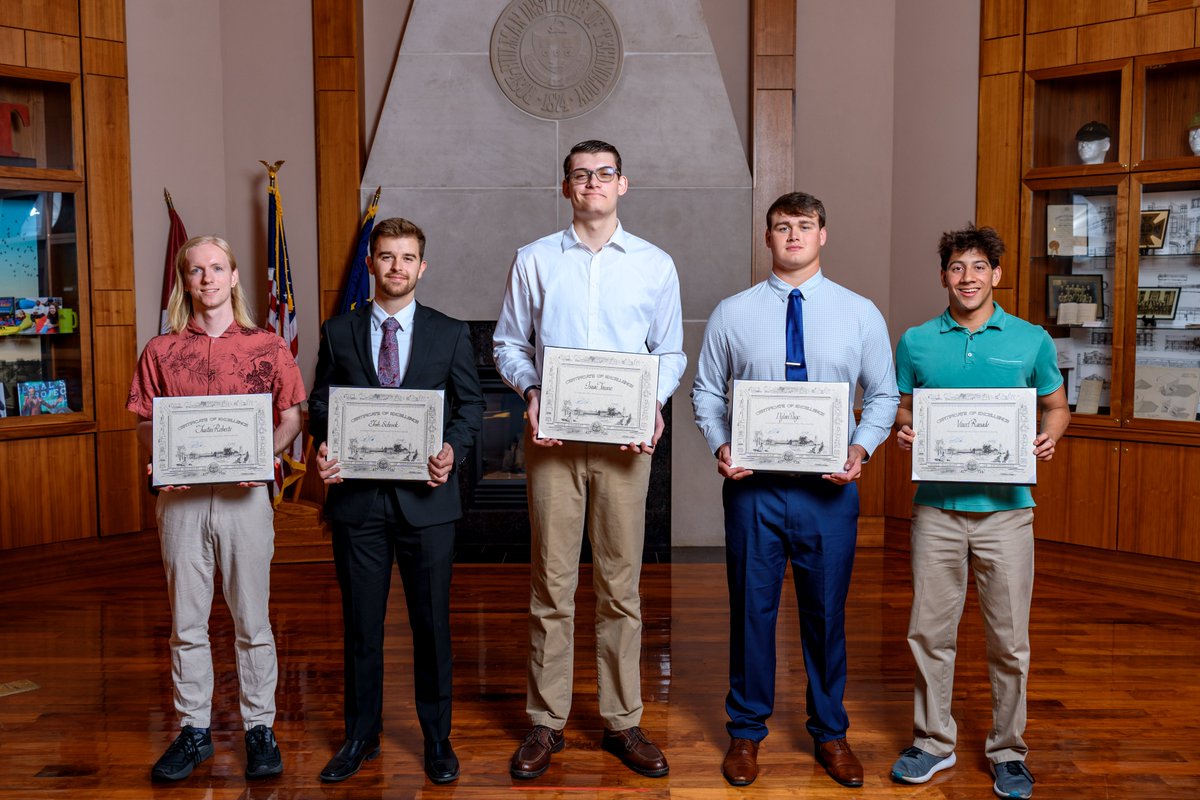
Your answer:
[538,346,659,445]
[730,380,849,474]
[912,387,1037,484]
[152,393,274,486]
[328,387,444,480]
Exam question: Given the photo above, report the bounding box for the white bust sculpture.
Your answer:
[1075,121,1112,165]
[1190,124,1200,157]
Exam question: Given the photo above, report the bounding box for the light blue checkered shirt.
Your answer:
[691,270,899,457]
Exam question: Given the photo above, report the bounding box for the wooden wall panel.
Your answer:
[95,429,143,536]
[982,35,1023,75]
[80,0,125,42]
[1118,442,1200,561]
[92,289,135,326]
[315,88,361,294]
[82,37,125,77]
[1027,0,1134,34]
[976,74,1023,255]
[1031,436,1119,548]
[0,26,24,65]
[1026,28,1078,70]
[751,89,792,284]
[315,56,355,91]
[983,0,1024,39]
[313,0,356,57]
[16,0,79,37]
[859,442,886,518]
[1077,10,1195,62]
[882,435,915,520]
[83,74,133,290]
[93,324,137,431]
[1137,0,1200,15]
[754,55,793,89]
[25,31,80,72]
[0,435,96,548]
[753,0,794,55]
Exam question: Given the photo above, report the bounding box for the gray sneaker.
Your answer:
[992,760,1035,799]
[890,746,956,784]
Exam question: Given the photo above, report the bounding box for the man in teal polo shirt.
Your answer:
[889,225,1069,800]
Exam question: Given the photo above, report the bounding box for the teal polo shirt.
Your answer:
[895,303,1063,512]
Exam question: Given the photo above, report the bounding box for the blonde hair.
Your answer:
[165,235,257,334]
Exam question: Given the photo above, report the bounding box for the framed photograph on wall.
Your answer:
[1136,287,1181,319]
[1047,273,1104,320]
[1139,209,1169,249]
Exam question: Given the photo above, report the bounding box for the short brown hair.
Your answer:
[938,224,1005,270]
[766,192,826,229]
[370,217,426,261]
[563,139,622,178]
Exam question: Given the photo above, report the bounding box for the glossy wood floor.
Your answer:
[2,535,1199,799]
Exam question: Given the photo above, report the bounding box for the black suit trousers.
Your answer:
[331,490,454,743]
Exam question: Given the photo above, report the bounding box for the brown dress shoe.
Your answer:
[815,738,864,787]
[510,726,564,779]
[601,726,669,777]
[722,738,760,786]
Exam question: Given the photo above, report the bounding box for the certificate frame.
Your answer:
[911,387,1037,484]
[729,379,849,474]
[152,393,274,486]
[327,386,443,480]
[538,346,659,446]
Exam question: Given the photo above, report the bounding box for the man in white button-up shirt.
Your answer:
[494,140,685,781]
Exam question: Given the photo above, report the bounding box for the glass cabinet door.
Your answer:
[1128,174,1200,427]
[1024,177,1128,420]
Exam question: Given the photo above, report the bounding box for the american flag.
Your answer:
[262,160,305,503]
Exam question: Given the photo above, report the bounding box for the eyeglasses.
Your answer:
[566,167,620,184]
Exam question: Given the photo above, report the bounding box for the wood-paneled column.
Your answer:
[751,0,795,284]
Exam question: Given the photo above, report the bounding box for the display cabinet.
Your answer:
[1132,48,1200,171]
[1024,59,1130,178]
[0,68,91,438]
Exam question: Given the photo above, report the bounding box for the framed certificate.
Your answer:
[152,393,274,487]
[911,387,1037,484]
[538,346,659,445]
[729,380,849,474]
[327,387,443,480]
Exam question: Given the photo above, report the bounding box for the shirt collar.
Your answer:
[766,269,825,302]
[184,317,238,338]
[939,301,1008,334]
[371,300,417,331]
[561,220,628,253]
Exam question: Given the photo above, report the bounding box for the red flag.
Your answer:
[160,189,189,335]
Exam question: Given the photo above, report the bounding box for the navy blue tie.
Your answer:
[786,288,807,381]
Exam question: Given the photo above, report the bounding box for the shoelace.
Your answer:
[246,727,276,758]
[166,731,205,766]
[898,746,925,759]
[523,727,557,746]
[614,727,649,746]
[999,761,1035,783]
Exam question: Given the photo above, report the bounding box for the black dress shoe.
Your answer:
[424,739,460,783]
[319,736,381,783]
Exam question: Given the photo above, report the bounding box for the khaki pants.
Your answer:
[907,504,1035,763]
[524,439,653,731]
[157,485,277,730]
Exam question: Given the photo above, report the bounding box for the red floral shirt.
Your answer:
[127,320,305,418]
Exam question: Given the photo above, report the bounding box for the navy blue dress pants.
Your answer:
[723,473,859,743]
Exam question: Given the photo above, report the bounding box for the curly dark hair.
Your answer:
[938,224,1005,270]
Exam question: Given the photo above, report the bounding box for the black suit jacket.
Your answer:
[309,302,484,528]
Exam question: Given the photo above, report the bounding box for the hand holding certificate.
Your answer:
[910,388,1037,484]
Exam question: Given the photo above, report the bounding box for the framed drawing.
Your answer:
[1139,208,1169,249]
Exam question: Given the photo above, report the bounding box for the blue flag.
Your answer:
[339,186,381,314]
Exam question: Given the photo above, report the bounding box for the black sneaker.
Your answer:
[151,726,214,781]
[245,724,283,779]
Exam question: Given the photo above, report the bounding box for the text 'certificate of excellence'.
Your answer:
[911,387,1037,484]
[730,380,850,474]
[152,393,274,486]
[537,346,660,446]
[327,387,444,480]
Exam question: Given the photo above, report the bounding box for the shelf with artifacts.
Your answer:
[1023,59,1131,180]
[1132,47,1200,172]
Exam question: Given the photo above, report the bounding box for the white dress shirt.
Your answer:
[493,221,686,406]
[370,299,417,383]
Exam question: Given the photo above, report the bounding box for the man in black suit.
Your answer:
[309,217,484,784]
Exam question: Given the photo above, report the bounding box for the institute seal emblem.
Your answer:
[490,0,623,120]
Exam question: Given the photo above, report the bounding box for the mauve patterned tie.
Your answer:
[378,317,401,387]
